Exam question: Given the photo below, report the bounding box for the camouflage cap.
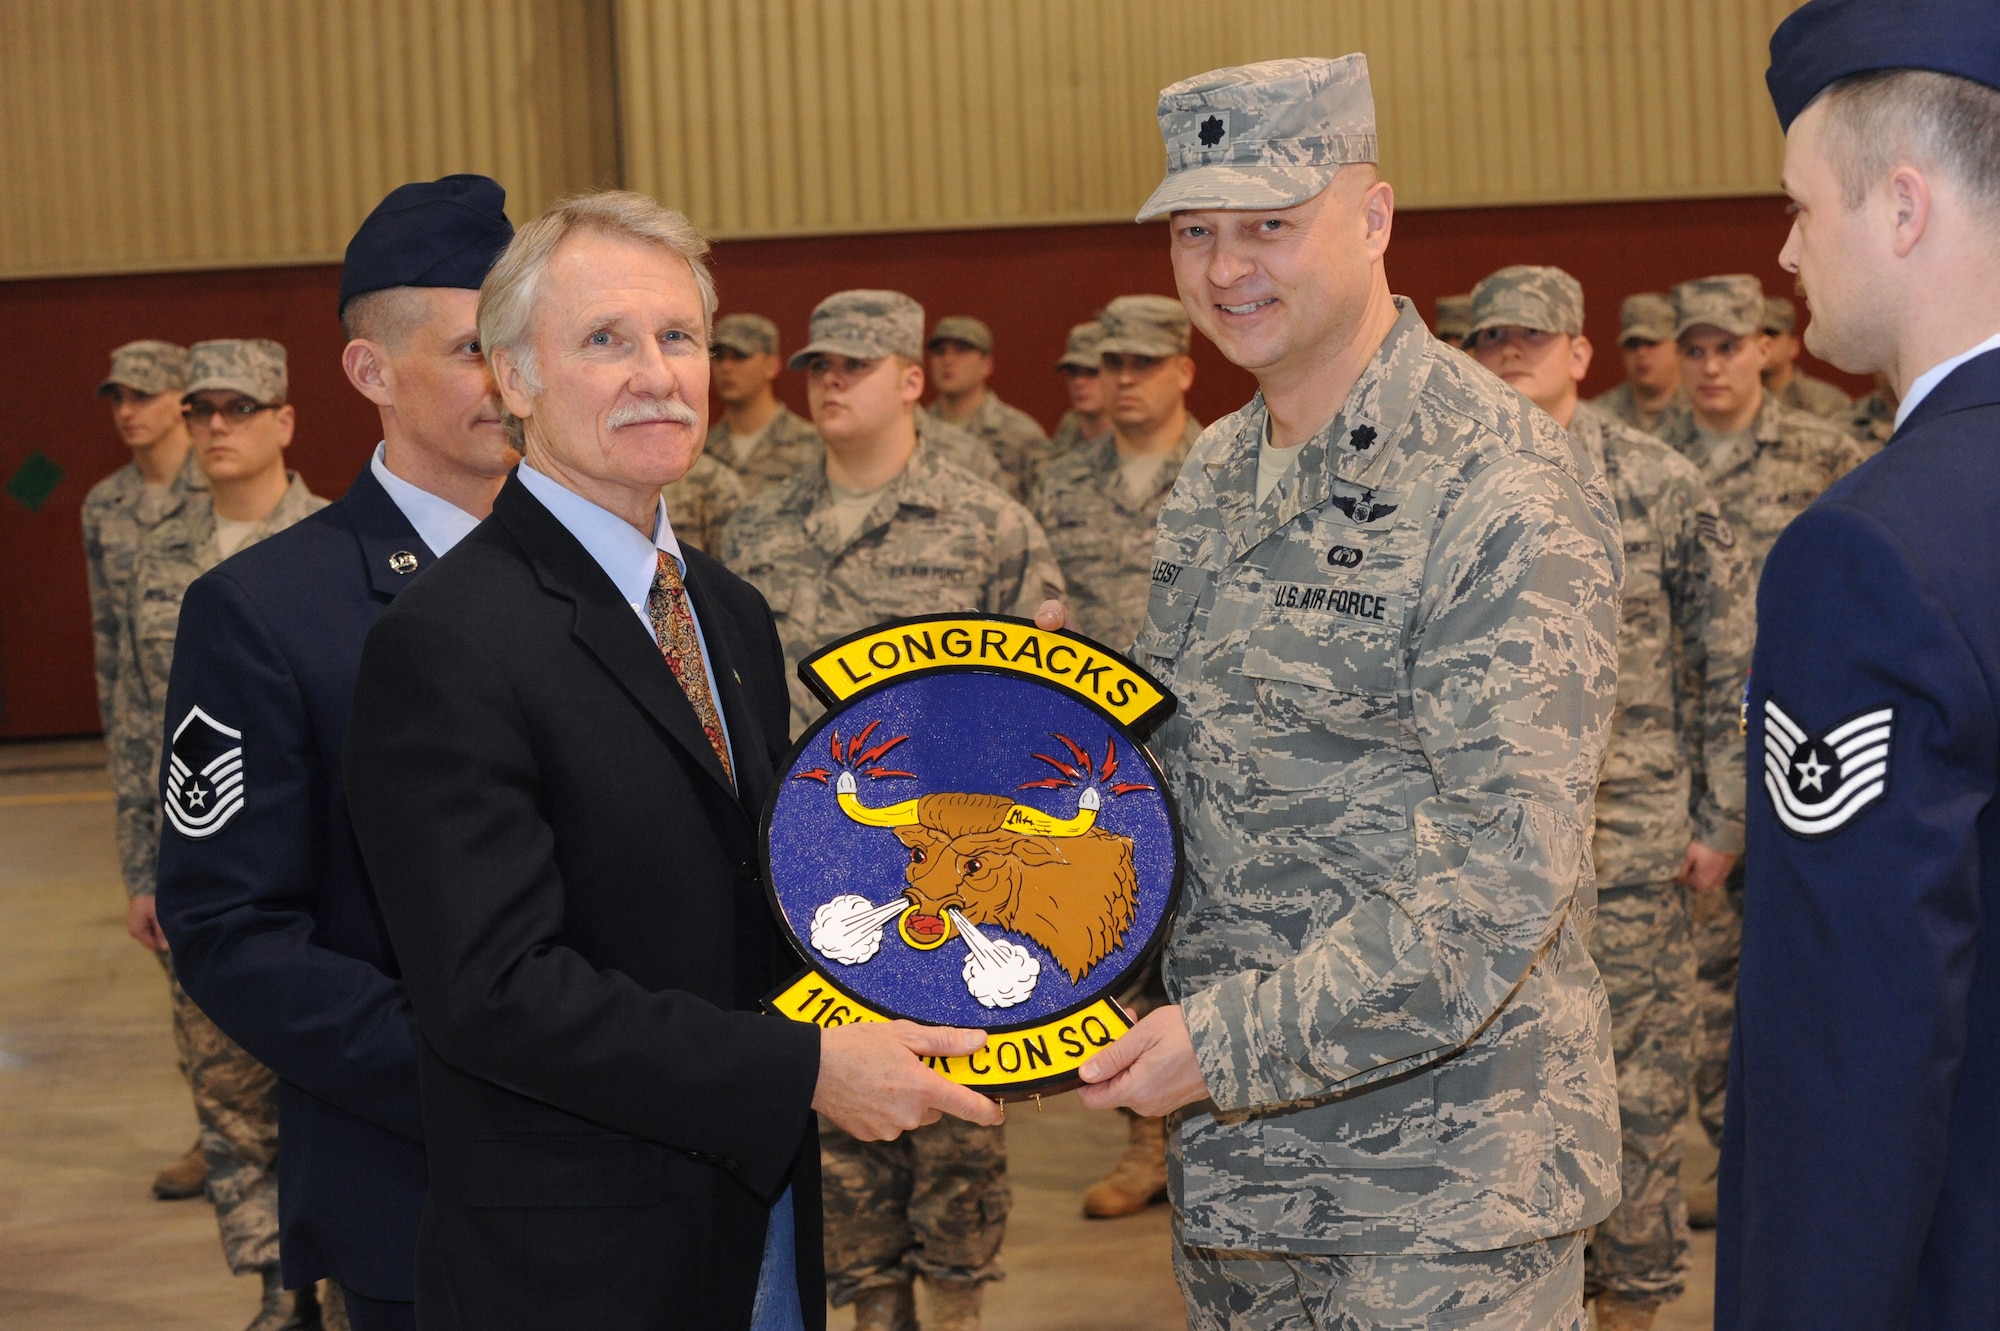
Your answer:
[928,315,993,354]
[1136,54,1377,222]
[1673,274,1766,339]
[1763,295,1799,334]
[712,313,780,357]
[1097,294,1192,357]
[1469,266,1584,337]
[788,290,925,369]
[1433,294,1474,342]
[184,338,288,404]
[1619,293,1676,344]
[96,340,190,397]
[1056,319,1105,370]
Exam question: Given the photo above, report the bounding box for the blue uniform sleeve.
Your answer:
[1720,498,1996,1329]
[156,570,424,1145]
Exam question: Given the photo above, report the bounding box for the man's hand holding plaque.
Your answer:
[813,1022,1005,1141]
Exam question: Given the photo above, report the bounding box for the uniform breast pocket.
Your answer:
[1133,563,1210,676]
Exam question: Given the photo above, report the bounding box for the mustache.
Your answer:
[605,398,699,429]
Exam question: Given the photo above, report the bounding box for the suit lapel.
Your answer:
[681,558,775,821]
[340,462,437,601]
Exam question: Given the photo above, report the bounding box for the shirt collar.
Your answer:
[370,442,483,558]
[1896,329,2000,430]
[516,460,683,614]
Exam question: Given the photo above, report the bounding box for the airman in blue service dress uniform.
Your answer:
[1720,3,2000,1328]
[156,176,517,1331]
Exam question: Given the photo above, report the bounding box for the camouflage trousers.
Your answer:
[1176,1230,1587,1331]
[1689,867,1744,1148]
[159,951,281,1275]
[819,1115,1009,1305]
[1584,881,1695,1304]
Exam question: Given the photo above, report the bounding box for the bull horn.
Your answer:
[1002,786,1099,837]
[836,770,920,827]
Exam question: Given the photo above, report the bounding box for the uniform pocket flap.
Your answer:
[464,1135,665,1208]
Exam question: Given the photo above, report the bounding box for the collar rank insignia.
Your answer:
[1330,488,1398,525]
[1347,425,1378,452]
[764,614,1182,1101]
[1763,698,1893,839]
[164,706,246,839]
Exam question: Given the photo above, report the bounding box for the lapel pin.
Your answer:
[388,551,419,575]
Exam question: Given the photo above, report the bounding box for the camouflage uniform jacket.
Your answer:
[113,472,325,897]
[927,390,1049,498]
[1591,382,1688,437]
[1048,409,1108,461]
[704,404,823,498]
[1139,300,1624,1254]
[1653,391,1866,583]
[1570,402,1755,884]
[1843,389,1895,458]
[82,452,208,728]
[1776,370,1852,419]
[1027,414,1201,653]
[719,435,1066,738]
[662,452,745,555]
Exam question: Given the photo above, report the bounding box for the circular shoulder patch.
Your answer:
[763,614,1181,1098]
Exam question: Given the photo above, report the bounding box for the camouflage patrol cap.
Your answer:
[1055,320,1105,370]
[1619,293,1676,343]
[96,340,190,397]
[788,290,925,369]
[1137,54,1378,222]
[1097,294,1192,357]
[1673,275,1766,339]
[928,316,993,354]
[1433,295,1474,342]
[1763,296,1800,334]
[712,313,780,357]
[184,338,288,404]
[1470,266,1585,337]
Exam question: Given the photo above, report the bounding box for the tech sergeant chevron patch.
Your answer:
[1762,698,1894,839]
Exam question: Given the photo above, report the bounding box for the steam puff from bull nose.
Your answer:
[810,893,906,965]
[950,908,1040,1008]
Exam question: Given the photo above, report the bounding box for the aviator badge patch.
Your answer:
[1763,698,1893,839]
[165,706,246,839]
[763,614,1182,1100]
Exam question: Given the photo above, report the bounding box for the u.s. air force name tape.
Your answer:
[767,971,1135,1099]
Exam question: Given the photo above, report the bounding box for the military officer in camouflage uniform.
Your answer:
[1761,295,1853,418]
[1075,58,1623,1330]
[1466,265,1755,1331]
[719,290,1063,1331]
[1654,277,1865,1217]
[83,340,212,1201]
[925,314,1051,497]
[1593,294,1689,434]
[1047,319,1108,459]
[701,311,824,495]
[1433,292,1473,347]
[121,338,328,1331]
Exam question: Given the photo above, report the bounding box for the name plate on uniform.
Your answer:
[762,614,1182,1100]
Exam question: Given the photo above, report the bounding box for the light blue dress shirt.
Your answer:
[370,442,483,557]
[513,461,798,1330]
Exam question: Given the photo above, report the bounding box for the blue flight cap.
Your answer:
[1768,0,2000,132]
[338,174,514,313]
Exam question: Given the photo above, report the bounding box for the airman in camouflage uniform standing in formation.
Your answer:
[1842,371,1899,457]
[1047,319,1108,460]
[1074,58,1623,1331]
[924,315,1051,498]
[1466,266,1755,1331]
[118,339,329,1331]
[702,312,826,494]
[1761,295,1854,419]
[719,290,1064,1331]
[1593,294,1690,435]
[83,340,213,1202]
[1654,277,1865,1214]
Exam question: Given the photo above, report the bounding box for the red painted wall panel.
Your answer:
[0,194,1858,737]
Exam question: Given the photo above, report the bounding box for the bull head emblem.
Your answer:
[798,727,1149,1006]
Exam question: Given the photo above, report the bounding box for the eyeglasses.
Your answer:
[183,399,276,424]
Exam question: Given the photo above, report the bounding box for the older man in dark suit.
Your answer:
[342,190,1001,1331]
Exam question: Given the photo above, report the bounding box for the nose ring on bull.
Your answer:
[896,901,955,950]
[836,770,1100,836]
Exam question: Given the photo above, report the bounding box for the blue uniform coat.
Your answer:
[1719,348,2000,1329]
[158,462,432,1301]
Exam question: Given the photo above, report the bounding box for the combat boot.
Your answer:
[851,1280,917,1331]
[924,1279,983,1331]
[1594,1294,1661,1330]
[152,1138,207,1200]
[1082,1113,1168,1217]
[243,1266,323,1331]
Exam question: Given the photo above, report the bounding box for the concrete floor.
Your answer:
[1,738,1716,1330]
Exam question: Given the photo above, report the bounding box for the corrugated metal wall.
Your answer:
[2,0,1800,276]
[0,0,618,278]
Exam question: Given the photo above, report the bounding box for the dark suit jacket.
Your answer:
[158,462,430,1300]
[1719,348,2000,1330]
[343,471,823,1331]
